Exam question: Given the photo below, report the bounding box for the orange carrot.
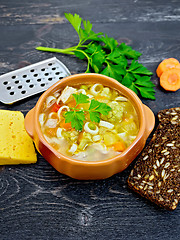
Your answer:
[60,119,72,130]
[95,95,107,100]
[156,58,180,77]
[77,131,84,144]
[45,127,58,137]
[112,141,126,152]
[51,102,61,112]
[160,69,180,91]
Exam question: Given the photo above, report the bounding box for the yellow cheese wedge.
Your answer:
[0,110,37,165]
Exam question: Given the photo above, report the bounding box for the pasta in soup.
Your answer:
[39,84,139,161]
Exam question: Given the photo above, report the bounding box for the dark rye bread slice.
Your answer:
[127,108,180,210]
[158,107,180,124]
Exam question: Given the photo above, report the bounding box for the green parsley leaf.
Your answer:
[72,93,89,105]
[121,73,155,99]
[88,99,111,122]
[89,99,112,115]
[101,34,118,52]
[89,111,100,123]
[82,19,92,34]
[64,13,82,36]
[64,94,111,130]
[101,62,126,81]
[74,50,86,60]
[128,60,153,76]
[135,76,155,88]
[121,73,135,87]
[65,111,85,131]
[91,51,106,73]
[36,13,156,100]
[135,86,156,100]
[118,43,141,60]
[128,84,139,95]
[106,50,128,67]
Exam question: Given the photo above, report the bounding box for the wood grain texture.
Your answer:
[0,0,180,239]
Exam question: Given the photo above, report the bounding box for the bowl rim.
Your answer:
[34,73,146,166]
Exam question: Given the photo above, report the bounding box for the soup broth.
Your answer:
[39,84,139,161]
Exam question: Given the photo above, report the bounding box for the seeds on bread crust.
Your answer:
[128,107,180,210]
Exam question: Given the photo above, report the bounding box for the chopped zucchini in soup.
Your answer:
[39,84,139,161]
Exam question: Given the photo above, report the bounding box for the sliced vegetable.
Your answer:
[160,69,180,91]
[104,132,118,146]
[60,119,73,130]
[112,141,126,152]
[156,58,180,77]
[51,102,61,112]
[77,131,84,144]
[45,127,58,137]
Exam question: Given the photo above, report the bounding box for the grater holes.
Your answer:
[21,90,26,94]
[10,91,15,95]
[55,72,61,75]
[29,84,34,88]
[41,68,46,71]
[48,77,53,81]
[40,83,46,87]
[7,86,11,90]
[18,85,23,89]
[30,69,35,72]
[52,67,56,71]
[34,73,38,77]
[44,73,49,76]
[15,80,20,84]
[12,76,16,79]
[48,63,53,66]
[37,78,41,82]
[23,74,27,78]
[59,77,64,80]
[26,79,31,83]
[3,81,8,85]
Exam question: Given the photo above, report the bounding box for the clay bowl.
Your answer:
[25,73,155,180]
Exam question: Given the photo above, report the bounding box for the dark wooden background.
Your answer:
[0,0,180,239]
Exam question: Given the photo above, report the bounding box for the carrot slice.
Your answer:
[160,69,180,91]
[60,119,72,130]
[45,127,58,137]
[112,141,126,152]
[156,58,180,77]
[51,102,61,112]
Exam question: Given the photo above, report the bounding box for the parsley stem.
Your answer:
[74,49,91,72]
[36,46,77,55]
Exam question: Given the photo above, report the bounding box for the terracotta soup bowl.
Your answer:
[25,73,155,180]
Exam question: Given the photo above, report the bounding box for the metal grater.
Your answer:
[0,57,71,104]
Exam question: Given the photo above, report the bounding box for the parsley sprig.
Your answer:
[64,93,111,131]
[36,13,155,100]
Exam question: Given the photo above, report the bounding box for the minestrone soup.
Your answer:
[39,84,139,161]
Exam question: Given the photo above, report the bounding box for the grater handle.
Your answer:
[24,108,35,139]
